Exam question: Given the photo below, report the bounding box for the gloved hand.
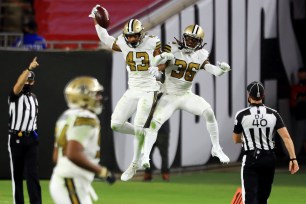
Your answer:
[89,4,100,18]
[97,167,116,184]
[217,61,231,73]
[105,172,116,184]
[149,66,162,79]
[160,52,174,61]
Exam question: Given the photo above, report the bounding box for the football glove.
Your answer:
[160,52,174,61]
[217,61,231,73]
[149,66,162,79]
[97,167,116,185]
[89,4,100,18]
[105,172,116,184]
[152,52,175,66]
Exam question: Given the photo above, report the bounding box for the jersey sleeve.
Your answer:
[9,90,20,102]
[151,35,161,51]
[233,112,243,134]
[115,35,125,49]
[274,111,285,130]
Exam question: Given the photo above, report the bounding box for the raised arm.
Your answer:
[13,57,39,95]
[89,5,121,51]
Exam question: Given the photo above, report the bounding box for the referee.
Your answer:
[8,57,41,204]
[232,81,299,204]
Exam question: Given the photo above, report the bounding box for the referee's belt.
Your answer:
[244,149,275,156]
[9,130,34,137]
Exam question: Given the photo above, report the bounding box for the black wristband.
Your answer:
[290,158,296,161]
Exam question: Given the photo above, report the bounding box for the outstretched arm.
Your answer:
[204,61,231,76]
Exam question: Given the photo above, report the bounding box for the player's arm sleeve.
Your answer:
[95,24,116,49]
[155,40,161,53]
[204,63,224,76]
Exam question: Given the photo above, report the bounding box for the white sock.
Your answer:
[206,121,220,148]
[132,128,145,163]
[143,129,158,159]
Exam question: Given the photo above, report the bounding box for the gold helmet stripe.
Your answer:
[192,25,199,35]
[128,19,135,33]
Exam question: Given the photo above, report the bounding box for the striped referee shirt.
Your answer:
[233,103,285,151]
[8,90,38,132]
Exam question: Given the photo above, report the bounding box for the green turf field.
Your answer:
[1,170,305,204]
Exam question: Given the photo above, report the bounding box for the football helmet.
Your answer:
[123,19,144,48]
[64,76,104,115]
[182,24,204,52]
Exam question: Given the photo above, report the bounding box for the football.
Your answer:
[95,6,110,28]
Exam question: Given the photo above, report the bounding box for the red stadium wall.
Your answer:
[34,0,167,41]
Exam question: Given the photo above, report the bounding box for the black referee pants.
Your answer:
[242,152,276,204]
[8,132,42,204]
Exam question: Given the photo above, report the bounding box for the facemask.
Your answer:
[22,84,33,93]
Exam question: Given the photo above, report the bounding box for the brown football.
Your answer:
[95,6,110,28]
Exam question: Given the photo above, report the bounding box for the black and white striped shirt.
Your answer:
[8,91,38,132]
[233,103,285,151]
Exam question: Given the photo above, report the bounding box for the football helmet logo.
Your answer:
[123,19,144,48]
[64,76,104,115]
[182,24,204,52]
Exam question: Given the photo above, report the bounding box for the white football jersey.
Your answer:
[116,34,161,91]
[53,108,100,181]
[163,42,209,94]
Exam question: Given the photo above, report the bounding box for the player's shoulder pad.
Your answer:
[197,48,209,57]
[147,35,161,43]
[148,34,158,39]
[74,111,99,127]
[165,41,179,53]
[116,35,124,42]
[163,43,171,53]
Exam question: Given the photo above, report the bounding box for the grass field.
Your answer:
[1,168,305,204]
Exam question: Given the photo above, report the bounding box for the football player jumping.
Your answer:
[141,24,231,170]
[89,5,162,181]
[50,77,115,204]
